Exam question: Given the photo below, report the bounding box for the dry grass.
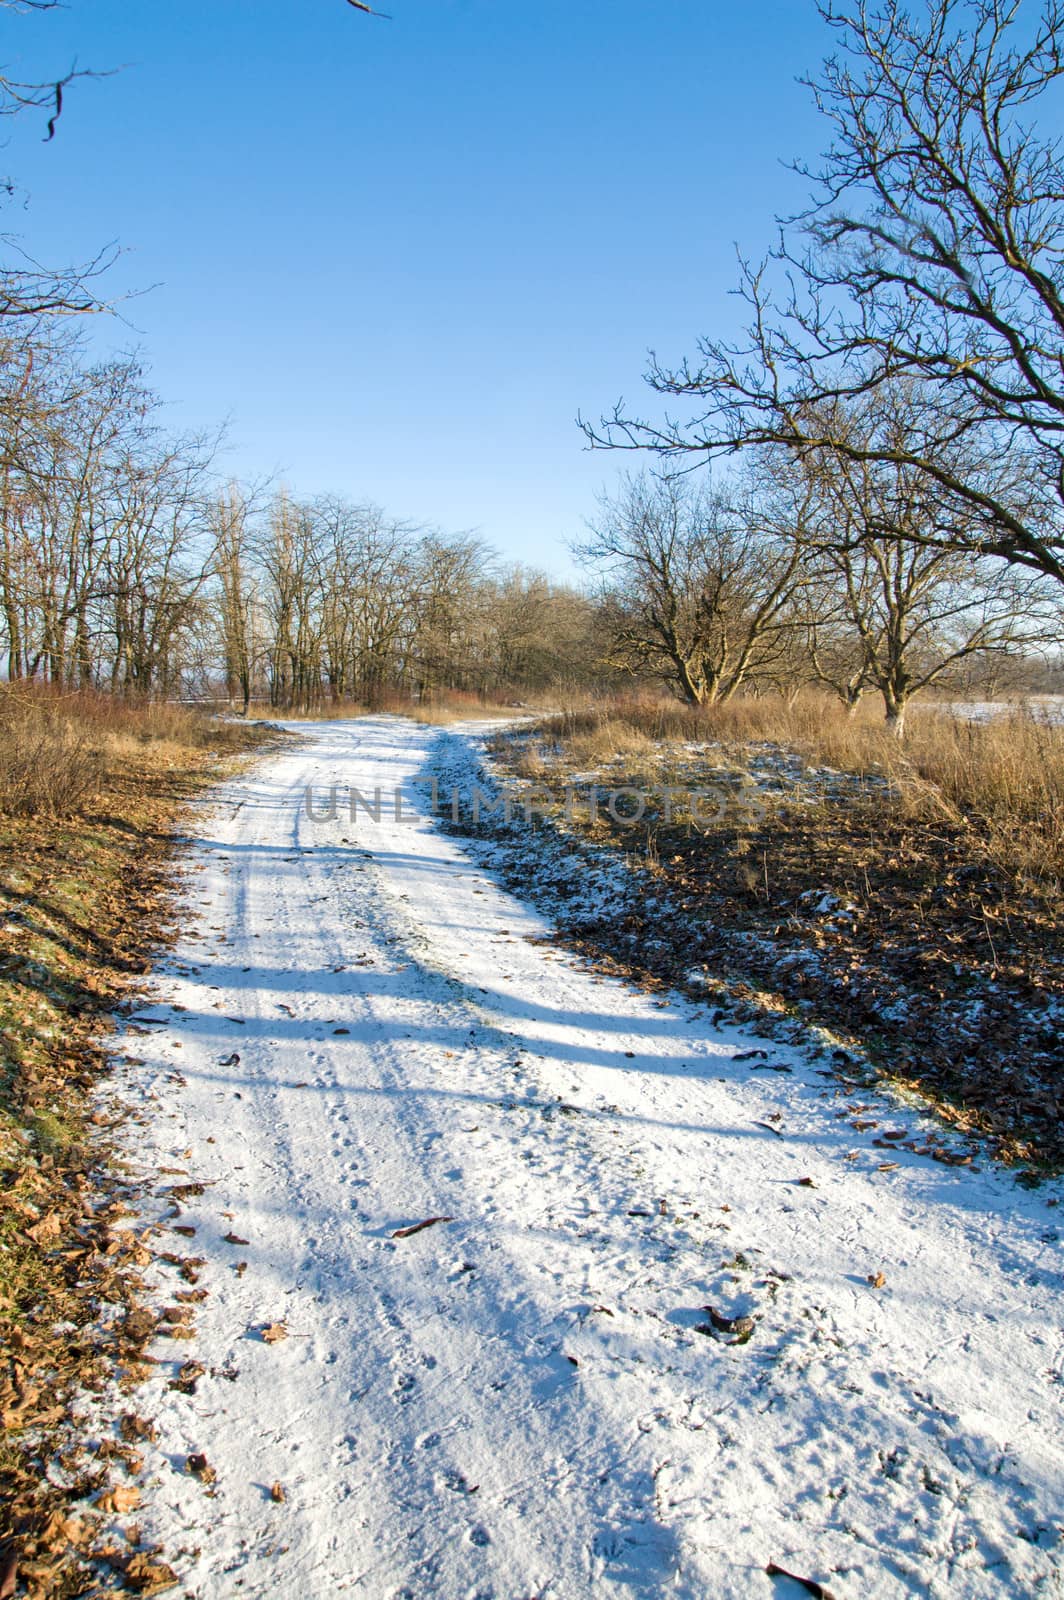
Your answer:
[485,690,1064,1168]
[902,710,1064,882]
[240,688,538,727]
[0,685,260,818]
[537,693,1064,886]
[381,688,539,726]
[0,686,275,1595]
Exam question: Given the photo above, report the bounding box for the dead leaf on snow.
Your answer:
[869,1271,887,1289]
[259,1322,288,1343]
[124,1551,179,1593]
[270,1481,286,1503]
[766,1561,838,1600]
[391,1216,454,1239]
[699,1306,756,1344]
[169,1360,205,1394]
[119,1414,157,1443]
[98,1484,141,1515]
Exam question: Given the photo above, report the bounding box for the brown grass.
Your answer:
[536,692,1064,886]
[485,690,1063,1167]
[0,685,260,818]
[242,687,539,726]
[0,686,274,1595]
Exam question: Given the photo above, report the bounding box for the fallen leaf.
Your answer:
[98,1485,141,1515]
[169,1360,205,1394]
[260,1322,288,1343]
[119,1413,156,1443]
[223,1232,249,1246]
[869,1271,887,1289]
[270,1481,286,1503]
[699,1306,756,1344]
[391,1216,454,1239]
[123,1552,179,1594]
[766,1562,838,1600]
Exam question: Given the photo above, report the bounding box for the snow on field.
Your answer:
[107,717,1064,1599]
[923,695,1064,724]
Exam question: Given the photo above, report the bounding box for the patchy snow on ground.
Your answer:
[923,696,1064,725]
[105,717,1064,1599]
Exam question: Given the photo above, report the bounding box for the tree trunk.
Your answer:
[883,700,907,738]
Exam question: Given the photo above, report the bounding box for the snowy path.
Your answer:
[112,717,1064,1599]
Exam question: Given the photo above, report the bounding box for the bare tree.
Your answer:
[799,476,1054,735]
[586,0,1064,591]
[313,499,418,705]
[410,533,494,698]
[101,429,216,693]
[257,493,324,710]
[788,389,1059,731]
[485,567,601,695]
[576,471,805,705]
[210,484,263,715]
[0,340,215,692]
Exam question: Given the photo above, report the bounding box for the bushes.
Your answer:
[0,691,104,817]
[0,685,253,818]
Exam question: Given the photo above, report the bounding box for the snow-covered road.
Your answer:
[112,718,1064,1599]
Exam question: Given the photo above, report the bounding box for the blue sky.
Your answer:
[4,1,831,576]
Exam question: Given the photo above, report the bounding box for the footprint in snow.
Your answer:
[392,1371,417,1402]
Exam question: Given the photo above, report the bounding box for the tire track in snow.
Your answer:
[107,717,1064,1600]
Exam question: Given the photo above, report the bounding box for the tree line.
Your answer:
[1,0,1061,729]
[0,332,602,707]
[0,322,1057,726]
